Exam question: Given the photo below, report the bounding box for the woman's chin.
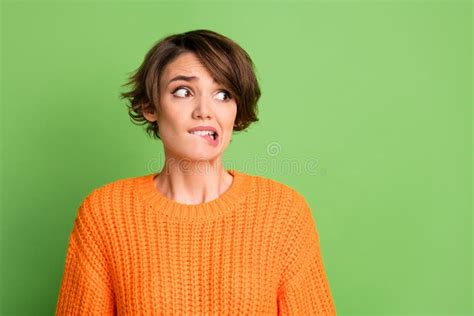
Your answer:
[163,138,226,163]
[166,148,220,163]
[185,151,221,163]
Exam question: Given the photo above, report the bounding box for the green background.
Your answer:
[1,0,471,315]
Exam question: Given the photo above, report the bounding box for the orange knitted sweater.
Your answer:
[55,169,336,315]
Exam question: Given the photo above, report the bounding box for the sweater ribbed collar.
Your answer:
[134,169,253,222]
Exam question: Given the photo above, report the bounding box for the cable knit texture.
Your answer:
[55,169,336,315]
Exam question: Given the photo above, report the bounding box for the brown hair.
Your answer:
[119,29,261,140]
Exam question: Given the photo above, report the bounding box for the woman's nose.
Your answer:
[192,95,213,119]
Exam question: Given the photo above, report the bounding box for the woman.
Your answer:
[55,29,336,315]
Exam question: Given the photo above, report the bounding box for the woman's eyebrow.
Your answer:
[167,75,218,86]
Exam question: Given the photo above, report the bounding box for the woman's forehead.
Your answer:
[163,53,206,75]
[159,52,230,90]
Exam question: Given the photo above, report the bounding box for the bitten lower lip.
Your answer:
[188,132,219,147]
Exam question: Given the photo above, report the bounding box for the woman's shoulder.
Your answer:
[240,170,309,206]
[69,174,150,225]
[78,173,148,205]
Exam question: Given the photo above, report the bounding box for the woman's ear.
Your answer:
[142,103,158,122]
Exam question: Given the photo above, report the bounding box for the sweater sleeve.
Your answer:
[277,195,337,315]
[55,193,115,315]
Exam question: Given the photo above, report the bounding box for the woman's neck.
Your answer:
[154,160,233,205]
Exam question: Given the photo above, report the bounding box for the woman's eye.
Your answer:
[216,90,232,101]
[171,87,231,101]
[172,87,191,98]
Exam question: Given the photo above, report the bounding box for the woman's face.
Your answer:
[144,52,238,164]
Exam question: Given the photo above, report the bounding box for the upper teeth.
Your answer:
[190,130,215,136]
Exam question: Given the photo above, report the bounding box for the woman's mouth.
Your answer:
[188,130,219,147]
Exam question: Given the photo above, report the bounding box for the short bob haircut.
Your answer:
[120,29,261,140]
